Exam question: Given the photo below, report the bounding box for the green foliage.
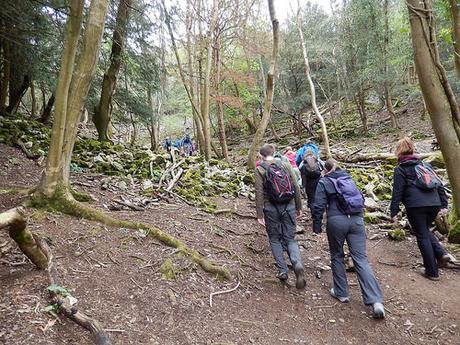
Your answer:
[47,284,70,297]
[388,229,406,241]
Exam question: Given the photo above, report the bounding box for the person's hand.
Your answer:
[296,210,302,218]
[439,208,449,216]
[257,218,266,227]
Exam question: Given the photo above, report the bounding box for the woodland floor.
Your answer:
[1,109,460,345]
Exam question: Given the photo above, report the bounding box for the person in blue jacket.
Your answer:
[295,140,320,167]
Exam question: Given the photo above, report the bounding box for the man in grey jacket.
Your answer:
[255,144,306,289]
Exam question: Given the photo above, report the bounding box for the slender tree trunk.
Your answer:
[407,0,460,241]
[39,93,55,124]
[201,0,218,160]
[38,0,110,197]
[0,40,10,114]
[93,0,131,142]
[449,0,460,80]
[129,112,137,145]
[247,0,279,169]
[383,0,399,129]
[214,35,229,160]
[162,0,205,153]
[30,80,37,116]
[296,7,331,158]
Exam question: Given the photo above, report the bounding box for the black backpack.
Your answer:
[261,161,295,204]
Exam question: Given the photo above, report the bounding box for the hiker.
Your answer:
[312,158,385,319]
[299,148,324,210]
[284,146,302,186]
[390,137,456,281]
[295,140,320,167]
[182,134,193,157]
[163,137,174,161]
[255,143,306,289]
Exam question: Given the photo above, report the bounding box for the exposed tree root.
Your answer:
[209,208,257,220]
[0,207,48,268]
[36,238,111,345]
[0,207,111,345]
[29,189,231,280]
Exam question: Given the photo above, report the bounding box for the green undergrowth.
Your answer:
[0,117,254,209]
[29,186,231,280]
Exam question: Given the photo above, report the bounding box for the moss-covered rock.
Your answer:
[160,258,177,280]
[388,229,406,241]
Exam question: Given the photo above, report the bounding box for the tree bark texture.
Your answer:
[39,0,110,197]
[296,8,331,158]
[247,0,279,169]
[0,39,10,114]
[214,35,229,160]
[93,0,132,141]
[383,0,399,129]
[449,0,460,80]
[407,0,460,230]
[30,80,37,116]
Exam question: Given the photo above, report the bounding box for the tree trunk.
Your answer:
[449,0,460,80]
[129,112,137,145]
[383,0,399,129]
[247,0,279,169]
[162,0,205,153]
[30,80,37,116]
[355,90,368,134]
[0,40,10,114]
[214,35,229,160]
[201,0,218,160]
[39,93,55,124]
[93,0,131,142]
[407,0,460,242]
[38,0,110,197]
[296,7,331,158]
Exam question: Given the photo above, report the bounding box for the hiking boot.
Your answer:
[372,303,385,319]
[416,268,440,281]
[294,264,306,290]
[330,288,349,303]
[276,271,288,282]
[438,253,457,268]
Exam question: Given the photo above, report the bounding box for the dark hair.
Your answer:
[324,158,338,172]
[259,144,275,158]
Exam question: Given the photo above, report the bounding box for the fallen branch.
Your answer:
[37,238,111,345]
[166,167,184,192]
[335,151,440,163]
[112,198,144,211]
[0,207,48,268]
[209,281,241,307]
[211,208,257,219]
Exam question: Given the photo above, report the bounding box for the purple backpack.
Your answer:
[327,175,364,214]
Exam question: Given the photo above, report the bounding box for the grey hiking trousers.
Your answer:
[263,202,302,274]
[326,215,383,305]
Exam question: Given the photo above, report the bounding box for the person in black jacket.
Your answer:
[390,137,456,281]
[312,159,385,319]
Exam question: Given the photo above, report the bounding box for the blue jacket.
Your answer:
[390,159,448,217]
[312,169,361,233]
[295,143,319,166]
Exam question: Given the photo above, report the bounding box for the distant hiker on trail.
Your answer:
[312,158,385,319]
[284,146,302,187]
[295,140,320,167]
[255,144,306,289]
[163,137,174,161]
[182,134,193,157]
[299,148,324,211]
[390,137,456,281]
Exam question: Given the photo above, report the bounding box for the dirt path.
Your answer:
[1,145,459,345]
